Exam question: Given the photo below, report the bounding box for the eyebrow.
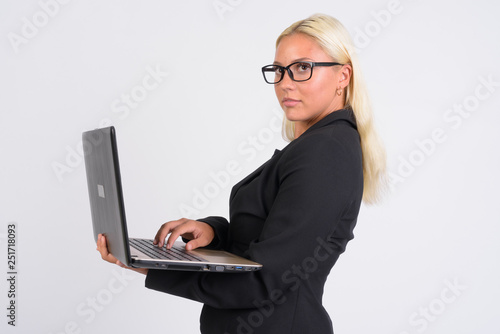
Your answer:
[273,57,314,66]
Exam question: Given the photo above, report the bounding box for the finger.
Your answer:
[97,234,110,259]
[185,229,212,251]
[96,234,107,255]
[97,234,118,264]
[96,234,101,251]
[97,234,107,257]
[153,223,169,246]
[170,220,214,250]
[116,260,126,268]
[165,220,197,249]
[154,219,186,247]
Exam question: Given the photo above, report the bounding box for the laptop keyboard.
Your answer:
[129,238,204,262]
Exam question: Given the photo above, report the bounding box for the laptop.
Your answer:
[82,126,262,272]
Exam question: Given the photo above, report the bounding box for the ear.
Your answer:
[339,64,352,88]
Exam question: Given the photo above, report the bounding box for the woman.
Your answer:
[97,13,386,333]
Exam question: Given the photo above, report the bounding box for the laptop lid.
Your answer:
[83,126,132,266]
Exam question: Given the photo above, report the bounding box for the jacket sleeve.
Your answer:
[145,129,363,309]
[196,216,229,250]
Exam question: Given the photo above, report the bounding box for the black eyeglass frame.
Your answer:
[261,61,343,84]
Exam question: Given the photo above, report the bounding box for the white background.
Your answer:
[1,0,499,333]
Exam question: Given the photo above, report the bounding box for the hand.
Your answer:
[153,218,215,251]
[96,234,148,275]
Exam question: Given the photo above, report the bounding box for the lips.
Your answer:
[282,97,301,107]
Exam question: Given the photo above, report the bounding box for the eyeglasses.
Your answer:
[261,61,343,84]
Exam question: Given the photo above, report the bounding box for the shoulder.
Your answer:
[273,119,363,202]
[284,119,361,165]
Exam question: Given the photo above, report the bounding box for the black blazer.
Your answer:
[146,108,364,334]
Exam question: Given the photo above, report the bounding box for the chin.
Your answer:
[284,113,305,123]
[283,108,301,121]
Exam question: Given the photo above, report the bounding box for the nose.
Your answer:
[278,69,296,89]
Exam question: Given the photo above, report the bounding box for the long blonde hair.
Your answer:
[276,14,387,204]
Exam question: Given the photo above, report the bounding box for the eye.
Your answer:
[274,66,284,74]
[294,62,312,72]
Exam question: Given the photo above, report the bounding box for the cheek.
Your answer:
[302,81,329,102]
[314,72,337,92]
[302,83,336,111]
[307,75,336,101]
[274,85,285,104]
[274,85,280,98]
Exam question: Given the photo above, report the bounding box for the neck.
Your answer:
[293,104,345,139]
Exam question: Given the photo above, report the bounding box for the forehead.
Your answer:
[274,33,329,63]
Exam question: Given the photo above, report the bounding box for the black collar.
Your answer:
[299,107,357,138]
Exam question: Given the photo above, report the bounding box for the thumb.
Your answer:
[185,239,202,251]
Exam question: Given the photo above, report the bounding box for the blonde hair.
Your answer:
[276,14,387,204]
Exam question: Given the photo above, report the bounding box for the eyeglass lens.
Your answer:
[263,62,313,84]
